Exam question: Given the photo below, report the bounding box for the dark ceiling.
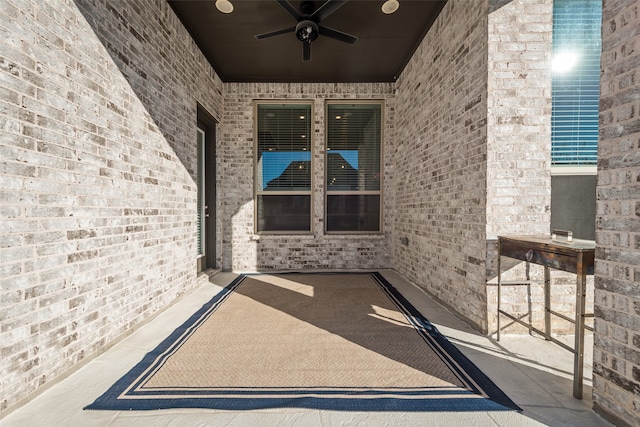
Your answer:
[168,0,446,83]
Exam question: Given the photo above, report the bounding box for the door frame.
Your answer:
[197,105,217,271]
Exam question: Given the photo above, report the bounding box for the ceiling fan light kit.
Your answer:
[381,0,399,15]
[215,0,234,14]
[296,21,319,43]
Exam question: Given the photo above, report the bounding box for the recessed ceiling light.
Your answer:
[215,0,234,14]
[381,0,399,15]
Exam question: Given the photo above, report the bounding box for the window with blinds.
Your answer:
[255,102,312,233]
[196,127,205,255]
[326,102,382,233]
[551,0,602,166]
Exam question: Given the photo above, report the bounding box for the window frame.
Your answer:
[550,0,601,169]
[549,0,600,239]
[253,100,314,235]
[324,100,384,234]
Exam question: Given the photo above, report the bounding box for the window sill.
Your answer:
[551,165,597,176]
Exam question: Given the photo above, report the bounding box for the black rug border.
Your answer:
[369,272,520,411]
[85,272,520,412]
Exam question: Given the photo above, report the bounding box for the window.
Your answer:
[196,127,205,255]
[551,0,601,167]
[550,0,601,240]
[326,102,382,233]
[255,102,312,233]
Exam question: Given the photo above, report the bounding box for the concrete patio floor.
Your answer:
[2,270,612,427]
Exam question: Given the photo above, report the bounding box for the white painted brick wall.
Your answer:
[0,0,223,413]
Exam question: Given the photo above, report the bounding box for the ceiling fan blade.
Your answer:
[303,42,311,62]
[255,26,296,40]
[318,26,358,45]
[311,0,348,22]
[275,0,302,20]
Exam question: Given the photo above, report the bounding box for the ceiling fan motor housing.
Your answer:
[300,1,315,15]
[296,20,319,42]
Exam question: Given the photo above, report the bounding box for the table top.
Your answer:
[498,235,596,252]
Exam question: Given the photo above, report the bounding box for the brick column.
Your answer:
[486,0,553,333]
[592,1,640,425]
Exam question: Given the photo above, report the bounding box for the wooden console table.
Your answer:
[496,235,595,399]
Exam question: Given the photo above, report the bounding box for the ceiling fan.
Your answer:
[255,0,358,62]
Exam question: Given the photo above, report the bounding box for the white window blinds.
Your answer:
[326,103,381,192]
[255,102,312,233]
[196,128,205,255]
[551,0,602,166]
[326,102,382,233]
[256,104,312,191]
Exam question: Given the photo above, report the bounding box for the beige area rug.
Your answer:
[86,272,519,411]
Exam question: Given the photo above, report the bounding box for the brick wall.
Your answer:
[394,0,556,334]
[3,0,636,422]
[593,0,640,425]
[485,0,554,333]
[393,0,490,331]
[486,0,552,239]
[0,0,223,413]
[221,83,394,271]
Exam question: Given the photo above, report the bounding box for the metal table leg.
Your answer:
[573,253,587,399]
[544,266,551,340]
[497,251,502,341]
